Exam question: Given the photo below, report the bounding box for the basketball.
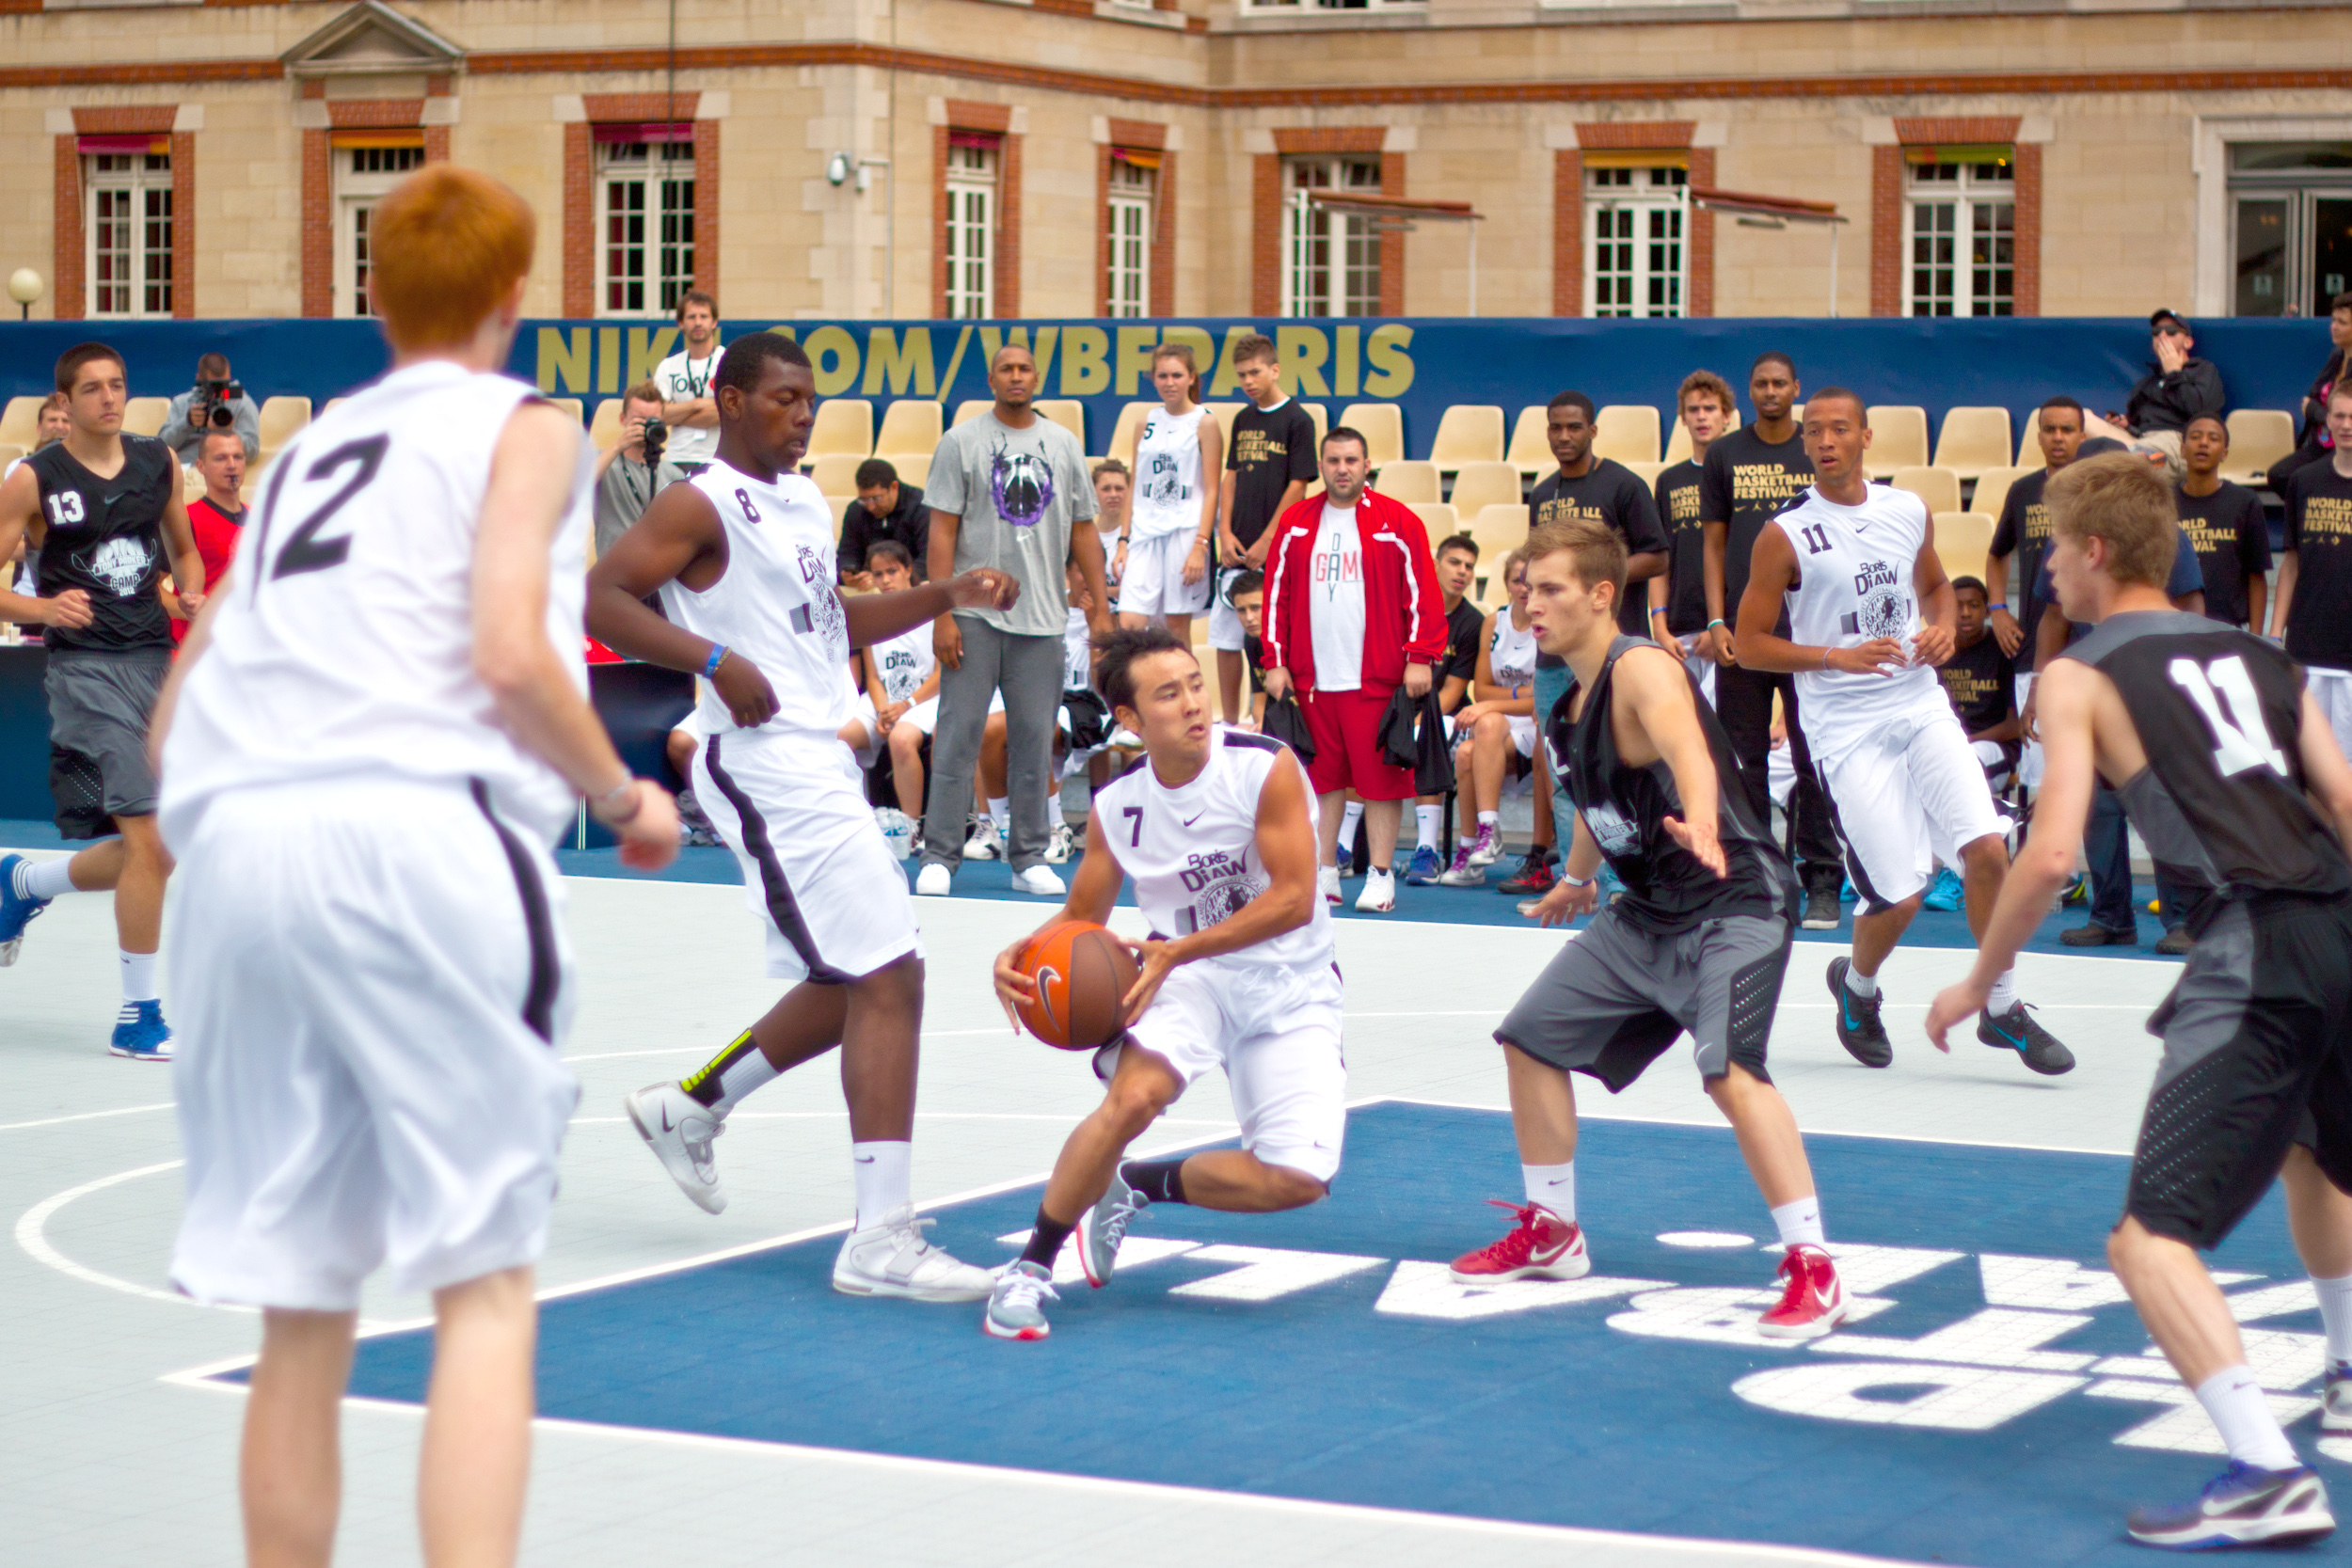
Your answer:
[1015,920,1139,1051]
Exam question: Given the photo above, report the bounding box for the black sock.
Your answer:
[1020,1206,1074,1269]
[1122,1158,1189,1206]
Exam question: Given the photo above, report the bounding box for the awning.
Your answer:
[1686,186,1846,225]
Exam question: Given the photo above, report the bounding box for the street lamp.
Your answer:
[8,269,42,321]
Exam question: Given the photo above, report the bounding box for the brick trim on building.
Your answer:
[2013,141,2042,318]
[300,100,437,318]
[53,135,80,320]
[1575,119,1694,150]
[562,94,715,319]
[1094,117,1175,317]
[1377,149,1405,317]
[1687,145,1715,318]
[1253,128,1401,316]
[561,122,593,316]
[1869,144,1903,318]
[1250,152,1280,315]
[1551,148,1581,318]
[1554,121,1705,318]
[934,99,1021,318]
[1870,116,2036,318]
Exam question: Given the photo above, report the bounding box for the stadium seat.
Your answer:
[546,398,584,427]
[1662,410,1739,466]
[121,397,169,437]
[1865,405,1929,478]
[1374,460,1441,503]
[1468,504,1530,595]
[1505,406,1551,479]
[1407,502,1458,545]
[1035,400,1086,449]
[1447,461,1523,519]
[0,396,40,449]
[1593,404,1661,467]
[886,451,932,490]
[257,395,311,451]
[806,400,873,463]
[1338,404,1406,467]
[323,397,351,415]
[2015,424,2047,469]
[0,443,22,471]
[807,453,863,497]
[1932,513,1995,592]
[1428,405,1504,471]
[1932,406,2013,481]
[1621,459,1666,490]
[1892,466,1963,515]
[875,399,944,462]
[952,398,992,427]
[1204,402,1244,455]
[2225,409,2296,487]
[1302,403,1329,451]
[181,463,203,501]
[1970,466,2027,527]
[827,494,853,536]
[588,398,625,451]
[1104,402,1155,468]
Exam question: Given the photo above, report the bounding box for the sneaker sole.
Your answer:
[1074,1209,1116,1289]
[833,1273,994,1303]
[2128,1513,2335,1549]
[624,1095,728,1215]
[1449,1254,1591,1285]
[982,1317,1049,1341]
[107,1044,172,1061]
[1756,1296,1852,1339]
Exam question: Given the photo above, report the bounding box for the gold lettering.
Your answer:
[863,327,938,397]
[627,326,680,388]
[1362,324,1415,397]
[1209,325,1261,399]
[596,326,621,394]
[1114,325,1160,397]
[1334,324,1361,399]
[1276,325,1332,399]
[1060,325,1111,395]
[536,326,591,393]
[803,325,861,397]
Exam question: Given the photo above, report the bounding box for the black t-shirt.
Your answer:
[2286,465,2352,672]
[1530,458,1670,653]
[1438,595,1486,708]
[2174,479,2271,629]
[1939,633,2014,736]
[1242,631,1267,693]
[1989,467,2057,673]
[1226,400,1319,552]
[1654,460,1708,635]
[1697,426,1812,635]
[838,483,929,579]
[26,436,178,654]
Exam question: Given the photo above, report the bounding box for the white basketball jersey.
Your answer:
[1772,484,1954,765]
[160,362,589,847]
[1487,609,1538,691]
[1091,729,1334,974]
[868,626,935,706]
[1063,604,1093,691]
[660,460,852,739]
[1130,405,1207,541]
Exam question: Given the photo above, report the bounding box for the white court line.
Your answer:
[1383,1094,2136,1159]
[0,1101,172,1132]
[9,1157,253,1314]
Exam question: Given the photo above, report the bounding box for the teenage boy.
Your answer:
[1214,335,1316,723]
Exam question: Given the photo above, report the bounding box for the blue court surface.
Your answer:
[271,1101,2343,1568]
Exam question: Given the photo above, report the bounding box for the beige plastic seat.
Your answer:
[1447,461,1523,520]
[1506,406,1552,479]
[0,442,23,471]
[1662,410,1740,467]
[0,396,41,449]
[1933,513,1995,592]
[1374,460,1441,503]
[827,495,853,536]
[806,399,873,462]
[181,463,204,501]
[2016,424,2048,470]
[1593,404,1661,467]
[884,452,932,490]
[2226,409,2297,487]
[588,398,626,451]
[1427,404,1503,471]
[1104,402,1156,468]
[257,396,311,451]
[1970,467,2028,526]
[121,397,169,437]
[1865,405,1929,478]
[1337,404,1406,468]
[1301,403,1328,451]
[545,398,584,427]
[1932,406,2014,482]
[807,453,864,497]
[952,399,993,427]
[323,397,352,416]
[1892,466,1963,515]
[875,399,944,462]
[1469,504,1531,595]
[1035,400,1086,449]
[1201,402,1245,457]
[1620,459,1666,490]
[1407,502,1459,545]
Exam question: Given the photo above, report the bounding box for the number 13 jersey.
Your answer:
[161,362,592,847]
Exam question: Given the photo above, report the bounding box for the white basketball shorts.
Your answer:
[1100,958,1347,1184]
[1120,531,1212,618]
[1208,567,1250,652]
[2014,672,2043,789]
[1816,708,2007,913]
[2307,667,2352,765]
[167,780,579,1311]
[694,727,923,982]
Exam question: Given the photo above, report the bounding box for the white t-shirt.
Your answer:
[868,626,936,706]
[1064,603,1093,691]
[1308,502,1367,694]
[654,343,725,465]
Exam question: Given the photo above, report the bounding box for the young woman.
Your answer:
[1442,546,1539,884]
[1115,343,1221,643]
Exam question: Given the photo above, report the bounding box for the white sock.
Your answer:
[2314,1273,2352,1365]
[1416,804,1442,851]
[987,797,1009,826]
[679,1031,779,1117]
[119,950,158,1005]
[1985,969,2019,1015]
[1341,800,1364,846]
[852,1141,913,1229]
[1844,965,1878,999]
[1478,810,1499,828]
[18,856,77,900]
[1772,1196,1826,1248]
[2195,1366,2300,1471]
[1522,1161,1575,1220]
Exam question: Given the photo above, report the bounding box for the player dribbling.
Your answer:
[986,626,1345,1340]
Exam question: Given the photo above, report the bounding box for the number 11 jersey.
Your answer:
[161,362,593,848]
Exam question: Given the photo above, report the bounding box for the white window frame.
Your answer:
[1583,164,1687,318]
[945,140,998,321]
[1902,157,2016,318]
[1106,156,1155,319]
[333,144,427,320]
[86,151,173,320]
[596,138,697,319]
[1283,155,1382,318]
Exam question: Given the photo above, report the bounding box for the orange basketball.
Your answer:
[1016,920,1140,1051]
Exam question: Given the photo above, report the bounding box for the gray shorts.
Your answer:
[46,649,168,826]
[1496,910,1791,1090]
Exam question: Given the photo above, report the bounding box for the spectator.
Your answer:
[1649,369,1736,704]
[2085,309,2223,479]
[835,541,946,823]
[2273,382,2352,764]
[1113,342,1221,643]
[654,290,723,469]
[2175,413,2272,630]
[837,458,929,588]
[1938,577,2021,784]
[2269,292,2352,494]
[1440,546,1536,885]
[916,341,1113,897]
[1092,459,1131,609]
[1403,531,1486,885]
[168,427,247,646]
[157,351,259,464]
[1260,426,1447,914]
[1213,332,1317,722]
[1984,394,2092,797]
[591,380,684,560]
[1228,568,1269,727]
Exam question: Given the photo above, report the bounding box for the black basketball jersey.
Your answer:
[25,436,177,653]
[2067,610,2352,910]
[1549,636,1797,933]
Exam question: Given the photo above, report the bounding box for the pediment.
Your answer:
[282,1,464,77]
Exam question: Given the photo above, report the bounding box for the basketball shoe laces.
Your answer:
[1462,1199,1560,1270]
[1772,1244,1831,1315]
[997,1262,1060,1313]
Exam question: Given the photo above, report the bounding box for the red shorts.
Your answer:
[1300,685,1415,801]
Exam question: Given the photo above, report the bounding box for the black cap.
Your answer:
[2150,308,2189,333]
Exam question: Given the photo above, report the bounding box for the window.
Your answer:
[87,152,172,319]
[1106,154,1156,319]
[334,143,425,319]
[1284,156,1382,317]
[1584,164,1686,318]
[2227,142,2352,316]
[596,138,696,318]
[945,139,997,320]
[1904,154,2015,318]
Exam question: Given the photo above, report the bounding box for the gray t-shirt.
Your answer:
[926,410,1098,637]
[593,453,685,559]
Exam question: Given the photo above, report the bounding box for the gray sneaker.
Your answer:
[2324,1360,2352,1436]
[983,1259,1059,1340]
[1076,1169,1150,1287]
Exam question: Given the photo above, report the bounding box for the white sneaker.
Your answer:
[832,1205,995,1302]
[914,863,952,896]
[624,1083,727,1214]
[1011,863,1066,896]
[1356,867,1397,912]
[963,814,1003,861]
[1319,865,1342,904]
[1043,822,1078,863]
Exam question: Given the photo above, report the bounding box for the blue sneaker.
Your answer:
[0,853,53,967]
[2126,1461,2333,1549]
[1979,1002,2074,1076]
[1404,845,1444,886]
[109,1000,173,1062]
[1922,866,1964,911]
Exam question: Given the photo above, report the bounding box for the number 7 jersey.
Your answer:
[160,362,592,848]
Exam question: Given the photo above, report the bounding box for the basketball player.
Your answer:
[1448,520,1846,1338]
[0,341,204,1059]
[1927,452,2352,1549]
[154,166,678,1568]
[1733,390,2073,1076]
[587,331,1021,1302]
[983,626,1343,1340]
[1114,343,1220,642]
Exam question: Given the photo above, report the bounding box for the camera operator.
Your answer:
[156,352,259,465]
[592,380,685,560]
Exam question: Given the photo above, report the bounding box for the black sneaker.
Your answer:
[1497,853,1557,896]
[1825,957,1892,1069]
[2058,922,2136,947]
[1801,885,1842,930]
[1979,1002,2075,1075]
[2155,927,2195,957]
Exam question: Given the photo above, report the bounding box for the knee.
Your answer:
[2106,1216,2164,1281]
[1104,1080,1170,1136]
[1961,834,2009,874]
[890,726,920,761]
[1264,1164,1329,1210]
[854,953,925,1012]
[1475,712,1507,741]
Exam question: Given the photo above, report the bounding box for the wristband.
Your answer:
[703,643,728,679]
[1821,646,1832,670]
[1561,870,1594,889]
[589,776,642,827]
[1987,602,2009,612]
[1706,618,1726,630]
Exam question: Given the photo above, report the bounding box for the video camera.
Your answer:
[195,376,244,429]
[641,415,667,467]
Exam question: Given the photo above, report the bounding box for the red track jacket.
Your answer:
[1259,486,1447,694]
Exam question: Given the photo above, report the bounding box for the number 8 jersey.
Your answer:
[161,363,592,848]
[2067,610,2352,903]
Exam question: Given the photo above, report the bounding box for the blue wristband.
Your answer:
[703,643,728,679]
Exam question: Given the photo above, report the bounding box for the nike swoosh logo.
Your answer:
[855,1155,875,1163]
[660,1106,675,1132]
[1184,812,1203,826]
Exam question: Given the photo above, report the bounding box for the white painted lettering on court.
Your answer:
[1168,1244,1387,1303]
[1374,1262,1669,1323]
[1734,1363,2088,1431]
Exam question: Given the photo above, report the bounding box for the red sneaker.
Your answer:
[1449,1200,1591,1283]
[1756,1243,1849,1338]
